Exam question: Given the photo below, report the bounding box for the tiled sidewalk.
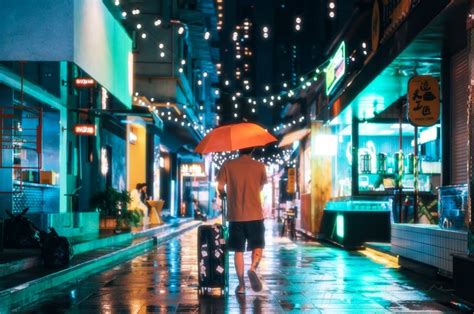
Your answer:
[16,220,468,313]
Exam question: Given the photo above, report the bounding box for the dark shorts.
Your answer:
[228,220,265,252]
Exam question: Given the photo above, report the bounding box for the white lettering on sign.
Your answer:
[73,124,96,136]
[74,78,96,88]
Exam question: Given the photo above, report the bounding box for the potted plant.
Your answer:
[91,187,142,231]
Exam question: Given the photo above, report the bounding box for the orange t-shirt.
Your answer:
[217,155,267,222]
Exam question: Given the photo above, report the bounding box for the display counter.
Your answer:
[321,197,391,249]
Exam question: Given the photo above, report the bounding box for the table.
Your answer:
[147,200,164,225]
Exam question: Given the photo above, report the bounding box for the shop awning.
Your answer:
[160,123,201,153]
[326,0,448,124]
[113,105,163,130]
[278,128,310,147]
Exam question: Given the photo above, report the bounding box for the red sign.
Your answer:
[74,77,96,88]
[74,124,96,136]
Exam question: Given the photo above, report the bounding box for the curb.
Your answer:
[0,255,41,278]
[0,219,194,279]
[0,220,201,312]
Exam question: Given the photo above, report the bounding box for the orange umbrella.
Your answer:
[195,122,277,154]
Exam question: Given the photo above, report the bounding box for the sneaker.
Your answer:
[247,270,262,292]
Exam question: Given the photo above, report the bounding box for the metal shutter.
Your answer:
[450,49,468,185]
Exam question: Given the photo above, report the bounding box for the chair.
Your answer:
[147,200,165,225]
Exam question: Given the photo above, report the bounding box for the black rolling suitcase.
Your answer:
[197,197,229,297]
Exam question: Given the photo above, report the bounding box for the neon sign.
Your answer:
[74,77,96,88]
[325,41,346,95]
[73,124,96,136]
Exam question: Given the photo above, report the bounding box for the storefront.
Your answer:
[179,156,218,219]
[306,0,471,268]
[121,104,163,224]
[180,162,208,217]
[0,83,63,214]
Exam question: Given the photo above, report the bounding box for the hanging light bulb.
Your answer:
[136,24,142,29]
[178,26,185,35]
[204,31,211,40]
[154,19,162,26]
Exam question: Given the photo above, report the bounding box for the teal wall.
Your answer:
[73,0,133,108]
[0,0,132,108]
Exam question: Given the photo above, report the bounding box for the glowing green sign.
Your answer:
[326,41,346,95]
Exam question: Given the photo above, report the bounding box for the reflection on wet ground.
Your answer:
[17,220,466,313]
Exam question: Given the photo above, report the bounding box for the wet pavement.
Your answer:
[15,220,468,313]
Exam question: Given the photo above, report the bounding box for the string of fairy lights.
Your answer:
[212,148,296,169]
[115,0,217,137]
[113,0,335,126]
[113,0,369,170]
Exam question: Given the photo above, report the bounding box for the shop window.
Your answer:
[357,122,441,194]
[329,120,352,197]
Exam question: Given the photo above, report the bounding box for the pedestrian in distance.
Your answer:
[217,146,268,295]
[130,183,148,217]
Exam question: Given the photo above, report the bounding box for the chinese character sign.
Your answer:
[287,167,296,194]
[408,76,440,126]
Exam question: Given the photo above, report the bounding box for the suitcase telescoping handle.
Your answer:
[221,195,227,226]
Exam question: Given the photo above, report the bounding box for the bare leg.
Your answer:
[247,248,263,291]
[250,248,263,272]
[234,252,245,292]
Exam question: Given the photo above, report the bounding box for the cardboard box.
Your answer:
[21,170,38,183]
[40,171,57,185]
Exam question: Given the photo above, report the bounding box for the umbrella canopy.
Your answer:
[195,122,277,154]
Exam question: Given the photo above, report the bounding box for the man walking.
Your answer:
[217,147,267,294]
